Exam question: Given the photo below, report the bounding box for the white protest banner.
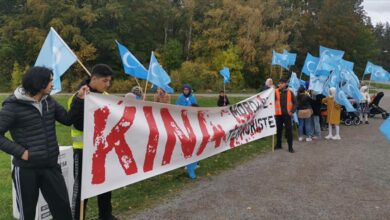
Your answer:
[81,88,276,199]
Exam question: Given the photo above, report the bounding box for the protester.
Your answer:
[262,78,275,91]
[311,92,324,139]
[359,85,371,124]
[0,67,82,220]
[176,84,198,178]
[125,86,143,100]
[322,87,342,140]
[274,78,297,153]
[153,87,171,104]
[68,64,119,220]
[217,90,230,107]
[297,87,313,142]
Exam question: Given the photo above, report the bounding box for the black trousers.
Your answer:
[275,114,293,150]
[72,149,113,220]
[12,165,72,220]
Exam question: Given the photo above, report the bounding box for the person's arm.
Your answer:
[69,95,85,131]
[54,98,72,126]
[0,104,27,159]
[225,96,230,105]
[217,97,223,107]
[290,92,297,114]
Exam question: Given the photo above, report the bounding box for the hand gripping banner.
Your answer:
[81,88,276,199]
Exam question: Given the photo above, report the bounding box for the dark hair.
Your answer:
[278,78,287,83]
[22,66,53,96]
[91,64,113,78]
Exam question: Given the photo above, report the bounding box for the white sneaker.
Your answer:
[306,137,312,142]
[325,134,332,140]
[298,137,303,141]
[332,135,341,140]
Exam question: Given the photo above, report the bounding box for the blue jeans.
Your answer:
[298,118,313,137]
[311,115,321,137]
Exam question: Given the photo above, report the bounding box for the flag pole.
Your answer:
[134,77,141,88]
[223,81,226,106]
[143,80,149,101]
[79,200,84,220]
[50,27,91,76]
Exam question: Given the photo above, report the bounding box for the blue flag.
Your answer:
[147,52,174,94]
[380,117,390,141]
[288,72,301,95]
[363,61,378,76]
[283,50,297,66]
[302,53,319,76]
[335,88,356,112]
[371,66,390,82]
[35,27,77,95]
[319,46,345,58]
[272,50,289,70]
[116,41,148,80]
[219,67,230,84]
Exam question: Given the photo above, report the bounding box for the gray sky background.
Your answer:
[362,0,390,25]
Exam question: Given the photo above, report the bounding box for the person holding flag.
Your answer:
[68,64,119,220]
[0,67,87,220]
[322,87,342,140]
[153,87,171,104]
[217,90,230,107]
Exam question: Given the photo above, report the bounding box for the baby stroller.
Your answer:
[341,106,361,126]
[369,92,389,119]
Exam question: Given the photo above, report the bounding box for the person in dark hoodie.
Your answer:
[67,64,119,220]
[0,67,84,220]
[217,90,230,107]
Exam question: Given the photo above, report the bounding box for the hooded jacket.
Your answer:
[0,88,75,168]
[176,85,197,106]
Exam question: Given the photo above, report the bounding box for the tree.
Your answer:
[11,62,23,90]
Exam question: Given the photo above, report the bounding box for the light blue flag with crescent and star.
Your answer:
[370,66,390,83]
[219,67,230,84]
[380,117,390,142]
[35,27,77,95]
[302,53,319,76]
[316,46,345,73]
[283,50,297,66]
[116,41,148,80]
[335,88,356,112]
[288,72,301,95]
[147,52,174,94]
[272,50,289,70]
[363,61,379,76]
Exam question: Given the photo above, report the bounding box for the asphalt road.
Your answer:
[128,92,390,220]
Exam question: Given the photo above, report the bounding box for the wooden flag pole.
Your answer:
[79,200,85,220]
[76,59,92,76]
[143,80,149,101]
[134,77,142,89]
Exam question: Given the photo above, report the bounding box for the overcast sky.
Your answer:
[362,0,390,25]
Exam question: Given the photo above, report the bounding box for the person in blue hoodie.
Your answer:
[176,84,198,179]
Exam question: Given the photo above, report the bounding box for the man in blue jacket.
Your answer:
[0,67,85,220]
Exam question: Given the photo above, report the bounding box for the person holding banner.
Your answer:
[274,78,297,153]
[217,90,230,107]
[0,67,85,220]
[176,84,199,178]
[153,87,171,104]
[68,64,119,220]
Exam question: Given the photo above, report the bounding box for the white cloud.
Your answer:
[362,0,390,24]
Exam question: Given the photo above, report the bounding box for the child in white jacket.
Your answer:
[359,85,371,124]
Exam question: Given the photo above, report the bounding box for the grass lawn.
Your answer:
[370,82,390,90]
[0,94,273,219]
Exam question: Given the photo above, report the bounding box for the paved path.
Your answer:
[129,92,390,220]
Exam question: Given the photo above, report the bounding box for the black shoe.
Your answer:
[274,145,282,150]
[365,121,369,124]
[288,149,295,153]
[100,215,120,220]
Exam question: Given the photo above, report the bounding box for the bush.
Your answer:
[109,79,139,93]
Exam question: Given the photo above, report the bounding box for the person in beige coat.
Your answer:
[322,87,342,140]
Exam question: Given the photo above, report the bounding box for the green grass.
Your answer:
[370,82,390,90]
[0,94,272,219]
